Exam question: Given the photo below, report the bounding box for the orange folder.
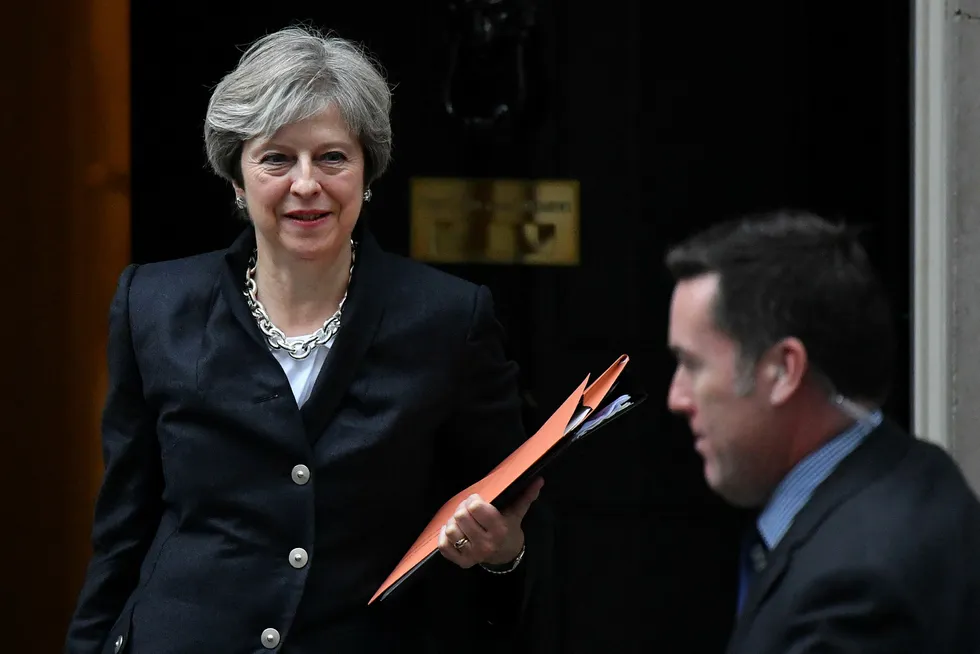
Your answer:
[369,354,641,604]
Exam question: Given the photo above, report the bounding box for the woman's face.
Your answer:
[237,103,365,263]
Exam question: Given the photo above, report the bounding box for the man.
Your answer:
[665,211,980,653]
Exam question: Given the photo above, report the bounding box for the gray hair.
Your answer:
[204,26,392,188]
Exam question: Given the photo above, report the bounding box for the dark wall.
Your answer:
[5,3,130,652]
[132,2,910,651]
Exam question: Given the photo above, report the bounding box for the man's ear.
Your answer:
[768,337,807,406]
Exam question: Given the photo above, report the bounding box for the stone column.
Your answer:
[915,0,980,494]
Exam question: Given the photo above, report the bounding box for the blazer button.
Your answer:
[261,628,281,649]
[291,464,311,485]
[113,635,124,653]
[289,547,309,569]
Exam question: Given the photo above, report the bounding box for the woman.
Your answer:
[66,26,546,654]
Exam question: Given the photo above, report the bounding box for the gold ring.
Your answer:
[453,537,469,551]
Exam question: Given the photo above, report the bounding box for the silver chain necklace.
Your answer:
[243,239,356,360]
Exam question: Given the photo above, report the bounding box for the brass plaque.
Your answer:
[410,177,580,265]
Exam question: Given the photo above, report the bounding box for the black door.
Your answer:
[132,2,911,651]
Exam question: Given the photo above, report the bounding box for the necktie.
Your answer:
[736,526,768,616]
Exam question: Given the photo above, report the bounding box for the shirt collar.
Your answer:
[757,411,882,549]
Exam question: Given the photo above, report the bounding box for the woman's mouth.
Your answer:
[284,211,331,223]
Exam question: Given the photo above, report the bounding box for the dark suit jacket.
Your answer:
[65,226,548,654]
[728,418,980,654]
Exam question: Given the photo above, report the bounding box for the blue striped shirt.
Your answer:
[757,411,883,550]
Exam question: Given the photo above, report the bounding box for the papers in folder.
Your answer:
[369,354,646,604]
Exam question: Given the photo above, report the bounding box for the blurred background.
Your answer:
[2,1,910,652]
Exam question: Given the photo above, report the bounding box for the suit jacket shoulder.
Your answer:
[826,431,979,545]
[120,250,227,382]
[729,420,980,653]
[375,249,490,318]
[127,250,224,318]
[802,424,980,568]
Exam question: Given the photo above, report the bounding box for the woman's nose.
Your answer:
[290,159,320,198]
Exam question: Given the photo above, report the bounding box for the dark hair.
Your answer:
[665,210,895,404]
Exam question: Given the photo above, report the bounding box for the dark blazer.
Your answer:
[65,226,547,654]
[728,419,980,654]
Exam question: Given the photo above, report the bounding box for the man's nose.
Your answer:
[667,373,692,414]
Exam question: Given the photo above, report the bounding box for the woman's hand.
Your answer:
[437,477,544,569]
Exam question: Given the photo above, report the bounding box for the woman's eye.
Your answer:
[321,151,346,163]
[260,153,288,164]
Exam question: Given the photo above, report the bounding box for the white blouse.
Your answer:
[269,333,333,408]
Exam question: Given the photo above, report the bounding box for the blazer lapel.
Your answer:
[217,225,387,443]
[733,420,913,626]
[220,227,270,351]
[299,230,386,442]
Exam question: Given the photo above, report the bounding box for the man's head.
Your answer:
[665,211,895,507]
